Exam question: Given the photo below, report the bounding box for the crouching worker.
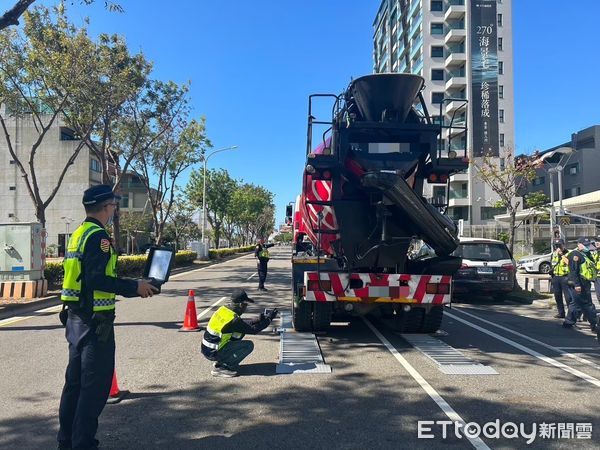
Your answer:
[201,289,278,377]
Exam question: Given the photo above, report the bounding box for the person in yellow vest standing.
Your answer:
[57,185,158,450]
[550,239,570,319]
[201,289,278,377]
[592,241,600,308]
[254,239,270,291]
[563,238,598,341]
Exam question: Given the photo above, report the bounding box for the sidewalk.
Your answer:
[0,253,252,320]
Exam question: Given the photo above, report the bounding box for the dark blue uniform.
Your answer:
[564,249,598,331]
[255,244,269,290]
[57,217,138,450]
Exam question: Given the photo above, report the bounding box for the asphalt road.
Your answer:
[0,247,599,449]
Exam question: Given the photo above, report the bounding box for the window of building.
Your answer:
[498,37,503,51]
[8,213,14,218]
[90,159,101,173]
[9,159,16,164]
[500,158,505,171]
[431,69,444,81]
[499,109,505,123]
[431,92,445,104]
[532,176,545,186]
[431,45,444,57]
[564,187,581,199]
[481,206,505,221]
[497,13,503,26]
[431,23,444,35]
[500,133,505,147]
[9,186,16,191]
[60,127,76,141]
[430,1,443,11]
[120,195,129,208]
[448,206,469,221]
[566,163,579,175]
[498,61,504,74]
[499,85,504,99]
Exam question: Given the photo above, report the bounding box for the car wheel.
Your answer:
[538,262,552,274]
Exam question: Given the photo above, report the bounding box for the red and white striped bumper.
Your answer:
[304,272,452,304]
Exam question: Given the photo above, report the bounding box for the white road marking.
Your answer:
[170,252,254,279]
[363,318,490,450]
[557,347,600,351]
[0,304,62,328]
[454,308,600,372]
[445,311,600,388]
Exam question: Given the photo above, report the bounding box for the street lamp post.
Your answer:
[201,145,238,247]
[60,216,73,256]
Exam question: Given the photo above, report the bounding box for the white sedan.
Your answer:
[516,253,552,274]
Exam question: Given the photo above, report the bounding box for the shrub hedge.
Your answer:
[44,248,252,285]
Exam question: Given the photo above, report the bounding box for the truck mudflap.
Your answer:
[303,272,451,304]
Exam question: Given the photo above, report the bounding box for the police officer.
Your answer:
[550,239,570,319]
[255,239,270,291]
[563,237,599,337]
[201,289,278,377]
[57,185,158,450]
[592,241,600,307]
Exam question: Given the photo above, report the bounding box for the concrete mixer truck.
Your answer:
[288,73,469,333]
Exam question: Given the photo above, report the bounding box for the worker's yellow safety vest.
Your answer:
[593,251,600,271]
[258,248,270,259]
[580,252,597,281]
[61,222,117,312]
[551,251,569,276]
[202,306,244,352]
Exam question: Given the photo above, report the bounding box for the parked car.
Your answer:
[516,253,552,274]
[452,237,516,300]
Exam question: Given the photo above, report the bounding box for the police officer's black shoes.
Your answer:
[211,364,238,378]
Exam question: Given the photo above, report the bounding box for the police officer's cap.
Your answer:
[82,184,121,206]
[230,289,254,304]
[577,237,591,246]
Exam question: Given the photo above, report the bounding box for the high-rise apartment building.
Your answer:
[373,0,514,224]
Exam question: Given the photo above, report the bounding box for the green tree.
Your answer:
[230,183,275,245]
[0,6,99,227]
[119,211,152,253]
[0,0,122,31]
[132,91,210,245]
[162,193,201,251]
[473,150,541,254]
[186,168,238,248]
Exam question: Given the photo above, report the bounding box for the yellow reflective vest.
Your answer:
[61,222,117,312]
[201,306,244,357]
[551,251,569,276]
[580,252,597,281]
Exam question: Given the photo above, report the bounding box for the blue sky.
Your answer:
[54,0,600,224]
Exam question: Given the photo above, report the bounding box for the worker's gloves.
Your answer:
[267,308,279,321]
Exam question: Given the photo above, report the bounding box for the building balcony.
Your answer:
[445,74,467,90]
[448,197,470,207]
[444,28,466,44]
[444,0,466,21]
[450,172,469,182]
[445,51,466,66]
[444,98,467,114]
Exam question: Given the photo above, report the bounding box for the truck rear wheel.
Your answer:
[293,300,313,332]
[313,302,332,331]
[421,306,444,333]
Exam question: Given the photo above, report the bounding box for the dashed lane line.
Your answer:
[445,310,600,388]
[453,308,600,372]
[363,318,490,450]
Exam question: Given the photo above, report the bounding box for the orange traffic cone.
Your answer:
[106,370,129,404]
[180,289,201,332]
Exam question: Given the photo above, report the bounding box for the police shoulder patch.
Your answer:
[573,255,579,262]
[100,238,110,253]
